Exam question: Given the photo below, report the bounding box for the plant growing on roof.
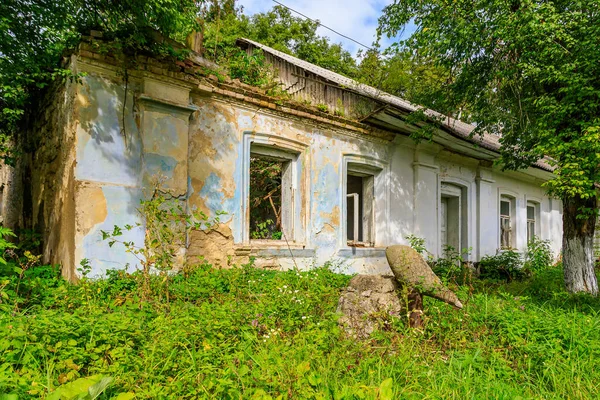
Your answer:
[380,0,600,295]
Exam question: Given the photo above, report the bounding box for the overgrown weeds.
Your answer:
[1,229,599,398]
[1,253,600,398]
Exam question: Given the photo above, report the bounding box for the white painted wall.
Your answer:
[187,98,563,274]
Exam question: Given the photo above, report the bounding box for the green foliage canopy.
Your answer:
[203,3,359,78]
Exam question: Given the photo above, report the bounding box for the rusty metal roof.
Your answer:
[237,38,553,172]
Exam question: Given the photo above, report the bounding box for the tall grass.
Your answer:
[1,263,599,399]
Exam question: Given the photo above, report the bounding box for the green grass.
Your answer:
[1,263,600,399]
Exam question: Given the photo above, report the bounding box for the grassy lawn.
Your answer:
[1,263,599,399]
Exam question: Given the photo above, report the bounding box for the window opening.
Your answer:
[346,173,374,246]
[440,183,465,257]
[249,154,292,241]
[527,203,536,242]
[500,198,512,249]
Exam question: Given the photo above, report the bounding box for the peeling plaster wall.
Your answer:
[186,97,563,273]
[187,97,393,274]
[71,60,197,278]
[7,53,564,278]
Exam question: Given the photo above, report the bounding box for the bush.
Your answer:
[479,250,525,281]
[431,245,472,285]
[524,236,554,274]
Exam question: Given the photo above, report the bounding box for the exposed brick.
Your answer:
[79,50,94,59]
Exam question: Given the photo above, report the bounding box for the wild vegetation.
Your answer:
[1,226,600,399]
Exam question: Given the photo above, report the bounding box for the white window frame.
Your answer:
[341,155,386,248]
[346,169,376,246]
[526,201,539,243]
[439,182,465,255]
[500,195,516,250]
[240,132,308,246]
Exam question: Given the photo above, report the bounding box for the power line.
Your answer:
[271,0,373,51]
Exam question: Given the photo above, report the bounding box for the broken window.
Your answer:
[500,196,515,249]
[527,202,538,243]
[249,147,294,241]
[346,172,374,246]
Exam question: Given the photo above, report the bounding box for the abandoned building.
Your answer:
[0,36,568,279]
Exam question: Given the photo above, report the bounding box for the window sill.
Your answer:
[248,240,306,248]
[338,247,386,258]
[347,241,375,248]
[235,242,315,258]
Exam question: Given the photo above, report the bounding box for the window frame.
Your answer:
[526,201,539,243]
[346,170,375,247]
[240,132,309,246]
[248,147,295,243]
[341,156,385,249]
[499,195,516,250]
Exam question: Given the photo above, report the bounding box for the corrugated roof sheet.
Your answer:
[237,38,553,171]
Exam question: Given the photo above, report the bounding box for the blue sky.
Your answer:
[236,0,416,57]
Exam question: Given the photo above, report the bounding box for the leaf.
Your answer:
[296,361,310,376]
[379,378,393,400]
[87,376,114,399]
[47,375,112,400]
[112,394,136,400]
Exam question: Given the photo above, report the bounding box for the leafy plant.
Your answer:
[250,219,282,240]
[101,180,225,301]
[433,245,472,285]
[2,259,600,398]
[316,103,329,113]
[479,250,525,282]
[524,236,554,275]
[405,234,429,256]
[334,98,345,117]
[47,375,114,400]
[0,226,17,265]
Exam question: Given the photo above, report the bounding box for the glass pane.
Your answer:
[500,200,510,216]
[527,205,535,220]
[527,221,535,242]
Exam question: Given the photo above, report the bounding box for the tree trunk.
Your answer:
[407,289,423,328]
[562,195,598,295]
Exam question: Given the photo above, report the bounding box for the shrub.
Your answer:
[479,250,525,282]
[432,245,472,285]
[524,236,553,274]
[405,234,429,256]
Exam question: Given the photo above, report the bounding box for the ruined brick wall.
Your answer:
[0,56,79,279]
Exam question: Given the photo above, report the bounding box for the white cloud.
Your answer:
[236,0,415,57]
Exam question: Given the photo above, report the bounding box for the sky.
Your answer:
[236,0,416,57]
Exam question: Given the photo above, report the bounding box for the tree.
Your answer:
[379,0,600,294]
[356,47,461,119]
[0,0,202,163]
[202,3,359,78]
